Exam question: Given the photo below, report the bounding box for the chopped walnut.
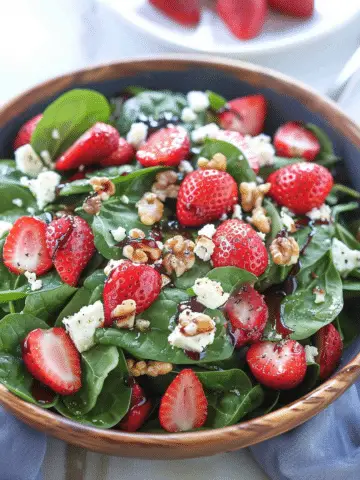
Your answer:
[123,242,162,264]
[89,176,116,201]
[82,194,102,215]
[151,170,179,201]
[128,228,145,239]
[239,182,271,212]
[197,152,227,171]
[248,206,271,234]
[127,359,173,377]
[270,236,300,266]
[135,319,151,332]
[111,299,136,329]
[178,309,216,336]
[136,192,164,226]
[163,235,195,277]
[161,274,171,288]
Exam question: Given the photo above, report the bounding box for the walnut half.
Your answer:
[163,235,195,277]
[126,359,173,377]
[197,153,227,171]
[239,182,271,212]
[136,192,164,226]
[111,299,136,329]
[270,236,300,266]
[151,170,179,201]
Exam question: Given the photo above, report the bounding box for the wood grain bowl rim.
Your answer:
[1,55,360,458]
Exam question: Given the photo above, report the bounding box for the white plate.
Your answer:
[102,0,360,56]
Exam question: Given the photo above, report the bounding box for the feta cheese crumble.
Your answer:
[194,236,215,261]
[12,198,23,207]
[178,160,194,174]
[257,232,266,241]
[126,122,148,148]
[191,123,220,144]
[15,144,43,177]
[62,301,104,353]
[280,208,296,233]
[168,309,216,353]
[186,91,210,113]
[24,271,42,291]
[232,204,243,220]
[0,221,12,238]
[192,277,229,309]
[51,129,60,140]
[305,345,319,364]
[181,107,197,123]
[306,204,332,222]
[120,194,129,204]
[313,286,326,304]
[104,259,124,276]
[111,226,126,242]
[28,171,61,209]
[27,207,36,215]
[198,224,216,239]
[40,150,53,167]
[244,134,275,167]
[332,238,360,277]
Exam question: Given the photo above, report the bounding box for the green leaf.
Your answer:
[336,310,360,348]
[0,313,49,355]
[196,368,252,392]
[206,267,257,293]
[0,161,37,217]
[280,363,320,405]
[332,202,359,221]
[206,91,227,111]
[31,89,111,158]
[334,222,360,250]
[173,259,212,290]
[123,86,148,96]
[259,156,303,178]
[247,389,280,418]
[56,287,92,326]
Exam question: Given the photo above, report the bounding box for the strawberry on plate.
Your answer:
[218,95,266,136]
[136,126,190,167]
[159,369,207,432]
[118,381,152,432]
[315,324,343,380]
[213,130,260,173]
[211,219,268,276]
[176,169,238,227]
[55,123,119,171]
[225,284,268,348]
[274,121,321,161]
[216,0,267,40]
[13,114,43,150]
[46,215,95,286]
[268,0,314,18]
[3,217,52,276]
[149,0,201,26]
[99,137,135,167]
[22,327,81,395]
[268,162,333,214]
[246,339,307,390]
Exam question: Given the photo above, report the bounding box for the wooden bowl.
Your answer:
[0,56,360,459]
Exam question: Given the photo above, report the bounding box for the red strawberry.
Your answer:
[216,0,267,40]
[46,216,95,286]
[268,0,314,18]
[22,328,81,395]
[118,381,152,432]
[159,369,207,432]
[218,95,266,136]
[225,284,268,348]
[13,114,43,150]
[268,163,333,215]
[149,0,200,26]
[103,260,162,326]
[3,217,52,276]
[136,127,190,168]
[274,122,320,161]
[99,137,135,167]
[315,324,343,380]
[55,123,119,171]
[213,130,260,173]
[176,169,238,227]
[246,339,307,390]
[212,219,268,276]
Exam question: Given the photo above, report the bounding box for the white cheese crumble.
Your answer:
[51,129,60,140]
[306,204,332,222]
[27,207,36,215]
[332,238,360,277]
[12,198,23,207]
[194,236,215,261]
[62,301,104,353]
[257,232,266,242]
[198,224,216,239]
[104,259,124,276]
[232,204,243,220]
[111,226,126,242]
[40,150,53,167]
[220,213,228,221]
[191,123,220,144]
[126,122,148,148]
[28,171,61,209]
[0,221,12,237]
[15,144,43,177]
[168,310,216,353]
[120,194,130,204]
[187,91,209,113]
[192,277,229,309]
[244,134,275,167]
[24,271,42,291]
[178,160,194,174]
[280,208,296,233]
[305,345,319,364]
[181,107,197,123]
[313,286,326,304]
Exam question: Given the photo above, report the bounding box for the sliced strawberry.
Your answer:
[212,219,268,276]
[22,328,81,395]
[274,122,321,161]
[213,130,260,172]
[149,0,201,26]
[99,137,135,167]
[13,114,43,150]
[218,95,266,136]
[246,339,307,390]
[268,162,333,214]
[136,127,190,168]
[103,260,162,326]
[159,369,207,432]
[176,169,238,227]
[55,123,119,171]
[216,0,267,40]
[315,324,343,380]
[268,0,314,18]
[225,284,268,348]
[118,381,152,432]
[46,215,95,286]
[3,217,52,276]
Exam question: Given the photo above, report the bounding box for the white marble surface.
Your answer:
[1,1,360,479]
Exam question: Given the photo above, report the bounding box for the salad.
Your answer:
[0,86,359,434]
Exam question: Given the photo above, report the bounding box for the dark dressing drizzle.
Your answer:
[31,379,56,405]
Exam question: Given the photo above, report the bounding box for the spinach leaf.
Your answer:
[0,313,49,355]
[83,269,106,290]
[85,164,136,179]
[206,267,257,293]
[247,389,280,418]
[329,185,360,206]
[196,368,252,392]
[31,89,111,158]
[332,202,359,221]
[305,123,339,166]
[173,259,212,290]
[56,287,92,326]
[206,91,226,111]
[336,311,360,348]
[334,222,360,250]
[280,363,320,405]
[259,157,303,178]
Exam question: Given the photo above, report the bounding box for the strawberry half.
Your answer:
[99,137,135,167]
[268,162,333,214]
[274,122,321,161]
[22,328,81,395]
[213,130,260,173]
[216,0,267,40]
[225,284,268,348]
[46,215,95,286]
[268,0,314,18]
[3,217,52,275]
[176,169,238,227]
[118,381,152,432]
[13,114,43,150]
[159,369,208,432]
[212,219,268,276]
[218,95,267,136]
[136,127,190,167]
[315,324,343,380]
[103,260,162,326]
[55,123,120,171]
[149,0,201,26]
[246,340,307,390]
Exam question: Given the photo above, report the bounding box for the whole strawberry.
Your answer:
[315,324,343,380]
[218,95,266,136]
[46,215,95,286]
[177,169,238,227]
[211,219,268,276]
[268,163,333,214]
[13,114,43,150]
[274,122,320,161]
[216,0,267,40]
